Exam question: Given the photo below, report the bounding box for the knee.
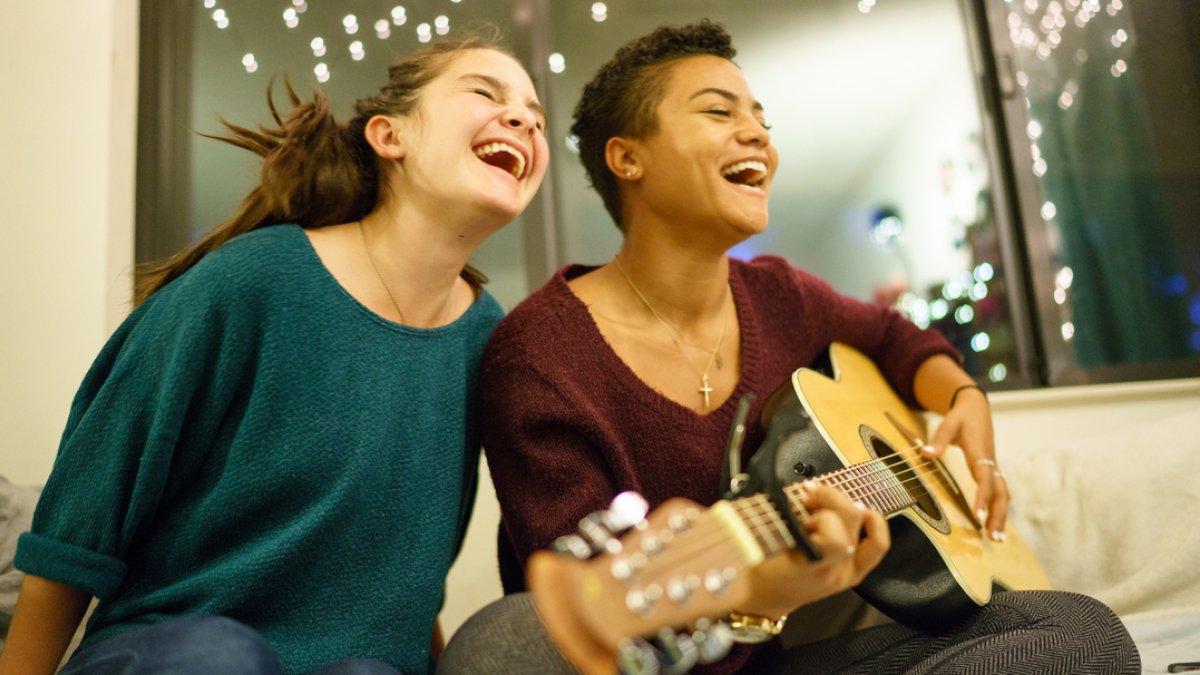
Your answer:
[1051,592,1133,640]
[994,591,1135,651]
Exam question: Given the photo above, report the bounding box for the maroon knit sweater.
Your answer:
[479,256,959,670]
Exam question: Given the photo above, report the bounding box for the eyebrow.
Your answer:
[458,73,547,123]
[688,87,764,112]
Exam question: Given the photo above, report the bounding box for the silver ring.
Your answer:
[974,458,997,468]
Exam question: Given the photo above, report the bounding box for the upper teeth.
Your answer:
[721,160,767,180]
[474,142,526,179]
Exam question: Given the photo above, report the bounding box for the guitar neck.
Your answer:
[730,457,917,557]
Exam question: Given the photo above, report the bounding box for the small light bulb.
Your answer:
[971,332,991,352]
[988,363,1008,383]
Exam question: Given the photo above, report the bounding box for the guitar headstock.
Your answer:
[528,493,763,674]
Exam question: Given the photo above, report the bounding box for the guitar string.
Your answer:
[795,454,935,505]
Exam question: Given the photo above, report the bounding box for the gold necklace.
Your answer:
[359,220,406,324]
[612,256,730,411]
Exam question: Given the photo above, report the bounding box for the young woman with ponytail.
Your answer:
[0,35,548,675]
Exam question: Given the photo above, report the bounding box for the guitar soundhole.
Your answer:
[863,431,950,534]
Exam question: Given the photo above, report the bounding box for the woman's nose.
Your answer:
[737,121,770,146]
[502,106,537,131]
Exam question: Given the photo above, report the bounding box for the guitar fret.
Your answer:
[733,495,790,556]
[760,494,797,551]
[747,497,780,554]
[731,499,767,554]
[857,464,878,509]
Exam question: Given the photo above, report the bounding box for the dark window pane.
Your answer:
[1000,0,1200,379]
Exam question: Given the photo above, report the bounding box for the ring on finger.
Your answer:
[974,458,997,468]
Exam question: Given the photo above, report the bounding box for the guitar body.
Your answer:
[774,342,1050,631]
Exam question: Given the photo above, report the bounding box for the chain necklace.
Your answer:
[359,220,407,324]
[612,256,730,411]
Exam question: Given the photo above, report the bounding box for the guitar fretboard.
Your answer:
[731,457,918,556]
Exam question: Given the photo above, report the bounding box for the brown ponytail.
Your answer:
[135,34,504,305]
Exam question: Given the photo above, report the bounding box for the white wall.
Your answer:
[0,1,139,486]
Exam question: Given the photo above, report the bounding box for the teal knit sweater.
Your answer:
[15,224,504,673]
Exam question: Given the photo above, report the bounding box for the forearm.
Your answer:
[0,575,91,675]
[912,354,978,414]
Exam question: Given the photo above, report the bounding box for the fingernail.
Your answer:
[976,508,988,523]
[990,530,1003,542]
[922,445,936,455]
[854,501,868,510]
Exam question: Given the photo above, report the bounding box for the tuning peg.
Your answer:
[652,628,699,674]
[551,534,594,560]
[578,512,622,554]
[617,638,661,675]
[604,491,650,532]
[691,619,734,665]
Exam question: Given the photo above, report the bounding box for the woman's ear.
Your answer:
[363,115,406,161]
[605,137,641,181]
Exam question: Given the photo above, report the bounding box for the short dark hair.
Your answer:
[570,20,736,229]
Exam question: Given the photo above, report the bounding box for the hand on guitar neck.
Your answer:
[735,484,890,619]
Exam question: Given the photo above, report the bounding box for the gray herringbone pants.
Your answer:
[439,591,1139,674]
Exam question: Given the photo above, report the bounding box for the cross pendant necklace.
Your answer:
[612,256,730,412]
[699,373,714,410]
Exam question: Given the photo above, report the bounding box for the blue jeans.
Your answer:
[62,615,400,675]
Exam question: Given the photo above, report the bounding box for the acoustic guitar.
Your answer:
[528,343,1050,674]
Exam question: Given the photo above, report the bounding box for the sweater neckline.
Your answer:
[283,223,495,336]
[552,260,766,429]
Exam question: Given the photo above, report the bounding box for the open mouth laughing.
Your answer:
[720,159,768,193]
[472,141,528,181]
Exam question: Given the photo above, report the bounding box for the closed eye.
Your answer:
[473,88,498,102]
[704,109,731,117]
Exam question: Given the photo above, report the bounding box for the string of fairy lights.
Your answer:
[198,0,482,83]
[1006,0,1133,355]
[197,0,613,83]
